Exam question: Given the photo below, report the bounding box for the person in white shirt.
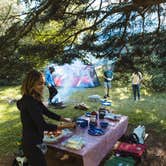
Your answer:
[131,69,143,101]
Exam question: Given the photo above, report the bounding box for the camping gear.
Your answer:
[12,157,28,166]
[100,121,109,128]
[133,125,146,144]
[61,135,85,150]
[49,102,66,109]
[99,110,106,119]
[119,133,140,144]
[12,138,29,166]
[36,143,48,154]
[101,100,111,106]
[104,156,136,166]
[98,107,107,119]
[119,125,148,144]
[53,64,100,88]
[104,113,121,121]
[100,100,112,111]
[43,129,73,143]
[114,142,147,158]
[88,127,105,136]
[99,111,105,119]
[43,130,62,143]
[85,112,91,117]
[46,115,128,166]
[88,94,101,102]
[74,103,89,110]
[89,111,98,126]
[76,118,88,128]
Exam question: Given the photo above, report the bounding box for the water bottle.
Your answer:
[90,111,98,126]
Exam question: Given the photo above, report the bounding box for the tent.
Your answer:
[52,64,100,88]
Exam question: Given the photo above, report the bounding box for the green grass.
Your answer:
[0,83,166,156]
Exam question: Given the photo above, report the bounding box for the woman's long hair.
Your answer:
[21,69,43,101]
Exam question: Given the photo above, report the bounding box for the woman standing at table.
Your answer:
[17,69,75,166]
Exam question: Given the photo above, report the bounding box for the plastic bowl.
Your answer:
[76,118,88,128]
[100,121,108,128]
[80,122,88,128]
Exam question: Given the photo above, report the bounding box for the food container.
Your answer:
[89,111,98,126]
[100,121,108,128]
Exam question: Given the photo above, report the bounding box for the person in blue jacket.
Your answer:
[45,66,58,105]
[17,69,75,166]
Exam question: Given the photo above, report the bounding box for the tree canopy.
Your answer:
[0,0,166,89]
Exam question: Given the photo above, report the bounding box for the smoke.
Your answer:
[49,59,97,102]
[95,57,118,72]
[46,58,117,102]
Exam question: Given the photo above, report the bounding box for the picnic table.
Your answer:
[46,114,128,166]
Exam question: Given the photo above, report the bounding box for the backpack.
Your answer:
[114,142,147,158]
[120,133,139,144]
[128,133,139,144]
[12,157,29,166]
[12,139,29,166]
[133,125,146,144]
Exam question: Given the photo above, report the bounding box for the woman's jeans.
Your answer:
[132,84,140,100]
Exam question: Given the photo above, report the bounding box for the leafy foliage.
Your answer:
[0,0,166,89]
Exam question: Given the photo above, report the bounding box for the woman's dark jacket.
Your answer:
[17,94,61,146]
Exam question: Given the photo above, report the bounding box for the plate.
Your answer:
[43,129,72,143]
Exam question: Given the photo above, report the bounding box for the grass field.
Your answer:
[0,83,165,157]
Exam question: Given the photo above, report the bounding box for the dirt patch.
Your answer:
[0,155,14,166]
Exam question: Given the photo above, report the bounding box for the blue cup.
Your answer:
[100,121,108,128]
